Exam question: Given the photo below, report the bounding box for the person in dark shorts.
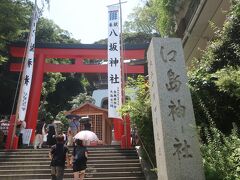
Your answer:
[49,135,70,180]
[70,139,88,180]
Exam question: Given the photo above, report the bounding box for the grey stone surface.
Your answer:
[147,38,205,180]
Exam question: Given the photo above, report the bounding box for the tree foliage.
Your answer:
[120,75,156,167]
[46,74,86,117]
[124,0,179,36]
[152,0,178,36]
[36,18,80,43]
[124,5,159,35]
[201,122,240,179]
[188,2,240,177]
[38,72,66,120]
[0,0,32,63]
[0,0,33,115]
[68,93,95,109]
[188,1,240,133]
[123,32,157,44]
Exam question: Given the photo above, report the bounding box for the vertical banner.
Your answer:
[18,6,39,121]
[108,5,122,119]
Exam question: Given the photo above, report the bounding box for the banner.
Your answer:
[22,129,33,145]
[18,5,39,121]
[108,5,122,118]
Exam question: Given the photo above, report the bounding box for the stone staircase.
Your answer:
[0,146,145,180]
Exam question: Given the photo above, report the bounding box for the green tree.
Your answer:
[55,111,69,131]
[38,72,66,120]
[120,75,156,167]
[68,93,95,109]
[124,5,159,35]
[151,0,178,36]
[0,0,33,115]
[123,32,157,44]
[124,0,179,36]
[201,122,240,179]
[36,18,80,43]
[0,0,32,64]
[188,0,240,133]
[46,74,86,116]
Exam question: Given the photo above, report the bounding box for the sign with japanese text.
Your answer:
[108,5,122,119]
[147,38,205,179]
[18,7,39,121]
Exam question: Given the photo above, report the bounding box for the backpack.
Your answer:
[73,146,87,164]
[51,144,68,167]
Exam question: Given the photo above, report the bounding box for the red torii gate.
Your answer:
[9,42,147,143]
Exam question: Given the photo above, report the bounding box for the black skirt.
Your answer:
[73,163,87,172]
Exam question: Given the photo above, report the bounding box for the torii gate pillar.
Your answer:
[25,54,45,143]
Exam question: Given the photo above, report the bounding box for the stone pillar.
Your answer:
[147,38,205,180]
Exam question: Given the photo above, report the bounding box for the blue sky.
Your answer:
[39,0,141,43]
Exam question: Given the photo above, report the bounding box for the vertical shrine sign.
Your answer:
[107,5,122,119]
[18,6,39,121]
[147,38,205,180]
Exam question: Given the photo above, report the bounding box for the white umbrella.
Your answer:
[74,130,99,141]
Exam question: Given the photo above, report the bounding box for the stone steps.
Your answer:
[0,159,139,166]
[0,176,145,180]
[0,156,138,161]
[0,146,145,179]
[0,162,141,170]
[0,166,143,174]
[0,151,137,155]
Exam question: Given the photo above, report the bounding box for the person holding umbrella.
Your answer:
[74,129,99,146]
[70,139,88,180]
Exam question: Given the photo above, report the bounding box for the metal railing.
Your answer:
[137,135,156,170]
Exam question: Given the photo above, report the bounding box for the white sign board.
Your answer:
[108,5,122,119]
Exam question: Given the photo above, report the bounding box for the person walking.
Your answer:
[49,135,70,180]
[83,122,91,131]
[67,118,80,146]
[34,119,45,149]
[17,120,26,148]
[47,120,57,146]
[70,139,88,180]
